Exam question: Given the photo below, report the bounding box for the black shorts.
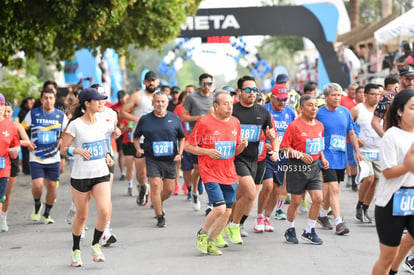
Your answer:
[10,157,19,177]
[321,168,345,183]
[145,157,176,179]
[189,152,198,165]
[286,159,322,195]
[235,157,257,179]
[71,174,110,193]
[122,142,145,158]
[116,136,123,152]
[375,197,414,247]
[254,159,266,185]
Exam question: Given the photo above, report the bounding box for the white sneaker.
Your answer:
[253,216,265,232]
[192,192,201,211]
[0,219,8,232]
[100,228,117,247]
[264,216,274,232]
[66,209,76,224]
[240,224,249,237]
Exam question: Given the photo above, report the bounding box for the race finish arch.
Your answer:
[179,4,347,89]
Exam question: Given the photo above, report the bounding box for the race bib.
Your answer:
[0,157,5,169]
[153,141,173,157]
[184,122,191,132]
[258,141,264,155]
[82,140,107,161]
[306,137,324,155]
[329,135,346,151]
[240,124,261,142]
[364,151,380,161]
[393,188,414,216]
[277,131,285,143]
[38,130,57,145]
[215,141,236,160]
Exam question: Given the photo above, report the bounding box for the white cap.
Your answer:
[355,161,370,185]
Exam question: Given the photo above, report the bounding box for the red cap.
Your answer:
[272,84,289,99]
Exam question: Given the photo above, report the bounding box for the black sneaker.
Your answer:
[284,228,298,244]
[119,174,126,181]
[317,216,333,230]
[352,183,358,192]
[363,209,372,223]
[136,183,149,206]
[355,206,363,223]
[301,228,323,245]
[403,255,414,273]
[156,215,166,228]
[335,222,350,235]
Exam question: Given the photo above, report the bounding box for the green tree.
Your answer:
[0,0,201,67]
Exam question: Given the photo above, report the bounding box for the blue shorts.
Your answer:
[204,182,238,208]
[190,152,198,165]
[263,154,287,186]
[30,162,60,181]
[346,142,357,166]
[0,177,9,201]
[181,151,193,171]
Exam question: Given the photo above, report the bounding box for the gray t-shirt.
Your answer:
[183,90,214,132]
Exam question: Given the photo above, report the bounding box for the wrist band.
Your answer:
[66,147,74,157]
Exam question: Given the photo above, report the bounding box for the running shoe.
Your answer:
[227,224,243,244]
[205,204,213,216]
[198,179,204,195]
[335,222,350,235]
[0,219,8,232]
[71,249,82,267]
[182,184,189,195]
[156,215,166,228]
[119,174,127,181]
[101,228,117,247]
[136,183,149,206]
[301,228,323,245]
[299,198,308,213]
[264,216,274,232]
[90,243,105,262]
[207,240,222,256]
[192,192,201,211]
[403,255,414,273]
[355,206,363,223]
[186,191,192,201]
[66,209,76,224]
[275,209,287,220]
[31,203,43,221]
[215,232,228,248]
[317,216,333,230]
[173,184,180,195]
[240,224,249,237]
[352,182,358,192]
[284,227,298,244]
[254,216,265,232]
[196,231,208,254]
[42,215,55,224]
[363,209,372,223]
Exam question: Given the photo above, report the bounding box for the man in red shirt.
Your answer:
[281,95,329,245]
[185,91,247,255]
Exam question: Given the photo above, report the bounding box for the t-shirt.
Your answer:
[187,114,240,185]
[0,119,20,178]
[316,106,354,169]
[167,100,178,112]
[376,127,414,207]
[232,102,274,161]
[355,103,381,152]
[65,117,111,179]
[263,103,296,143]
[173,103,189,138]
[96,106,117,154]
[183,90,213,132]
[134,111,185,161]
[281,117,324,162]
[22,106,68,164]
[374,89,398,119]
[340,96,357,111]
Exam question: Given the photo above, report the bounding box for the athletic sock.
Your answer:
[198,228,208,235]
[335,216,343,225]
[356,201,363,208]
[34,199,41,213]
[72,234,81,251]
[362,204,369,211]
[1,211,7,220]
[128,180,133,188]
[389,270,397,275]
[43,204,53,218]
[92,229,104,246]
[276,195,287,210]
[240,215,248,225]
[287,220,295,228]
[305,219,316,233]
[320,208,329,217]
[351,175,356,184]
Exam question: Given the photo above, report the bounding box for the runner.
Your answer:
[281,95,329,245]
[120,71,158,206]
[227,75,278,244]
[21,88,69,224]
[186,90,247,255]
[182,73,214,211]
[61,88,117,267]
[316,83,362,235]
[133,91,185,227]
[372,89,414,275]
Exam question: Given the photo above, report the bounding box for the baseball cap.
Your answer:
[276,74,289,84]
[78,88,107,104]
[356,161,370,185]
[272,84,289,99]
[399,66,414,77]
[222,86,236,94]
[171,86,180,94]
[0,93,5,105]
[144,71,157,81]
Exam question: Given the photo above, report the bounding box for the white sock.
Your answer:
[128,180,133,188]
[320,208,329,217]
[70,201,76,212]
[287,220,295,228]
[230,222,239,227]
[106,221,111,230]
[306,219,316,233]
[257,213,264,218]
[122,172,126,176]
[335,217,342,225]
[1,211,7,220]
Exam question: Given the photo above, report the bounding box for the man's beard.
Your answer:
[146,86,156,93]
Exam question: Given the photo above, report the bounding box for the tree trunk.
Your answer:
[382,0,392,18]
[349,0,359,28]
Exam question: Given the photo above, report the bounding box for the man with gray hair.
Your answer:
[316,83,362,236]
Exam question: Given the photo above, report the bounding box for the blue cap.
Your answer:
[276,74,289,84]
[78,88,107,104]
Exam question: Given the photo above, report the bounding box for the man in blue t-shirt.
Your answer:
[134,92,185,228]
[316,83,362,236]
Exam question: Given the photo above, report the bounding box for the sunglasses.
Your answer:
[272,95,288,101]
[201,82,213,87]
[242,87,258,93]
